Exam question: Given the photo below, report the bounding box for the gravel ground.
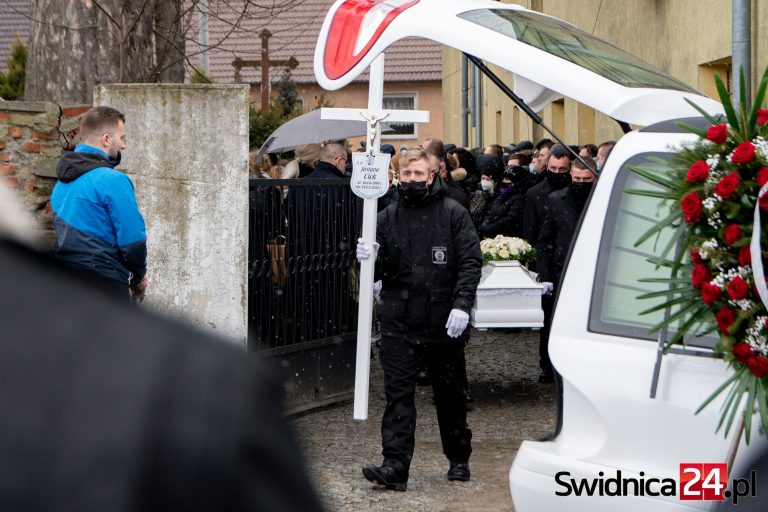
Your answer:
[292,328,558,512]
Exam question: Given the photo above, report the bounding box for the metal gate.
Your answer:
[248,177,362,411]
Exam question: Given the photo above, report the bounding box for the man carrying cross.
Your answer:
[356,147,482,491]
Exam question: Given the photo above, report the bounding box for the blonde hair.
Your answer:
[400,147,430,168]
[295,144,322,166]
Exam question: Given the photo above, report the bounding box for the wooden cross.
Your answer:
[232,30,299,111]
[321,54,429,421]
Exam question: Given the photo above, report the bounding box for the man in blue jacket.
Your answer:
[51,106,147,301]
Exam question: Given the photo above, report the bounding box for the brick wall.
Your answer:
[0,101,90,249]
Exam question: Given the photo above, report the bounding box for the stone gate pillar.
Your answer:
[95,84,250,344]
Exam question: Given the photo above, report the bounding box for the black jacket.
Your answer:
[375,177,482,344]
[303,160,345,179]
[478,186,526,239]
[535,187,586,285]
[523,179,567,245]
[0,239,322,512]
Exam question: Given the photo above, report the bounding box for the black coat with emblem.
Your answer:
[375,175,482,344]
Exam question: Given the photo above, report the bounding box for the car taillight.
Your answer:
[323,0,419,80]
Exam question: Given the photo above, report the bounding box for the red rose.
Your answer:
[690,248,702,264]
[733,342,756,363]
[701,282,722,305]
[731,142,756,164]
[692,264,711,289]
[727,276,750,300]
[706,124,728,144]
[758,109,768,125]
[715,172,740,199]
[747,356,768,378]
[760,194,768,211]
[757,167,768,187]
[739,246,752,266]
[681,192,703,222]
[724,224,743,246]
[686,161,710,182]
[715,307,737,333]
[691,264,712,290]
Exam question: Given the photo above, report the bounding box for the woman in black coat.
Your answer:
[478,165,528,239]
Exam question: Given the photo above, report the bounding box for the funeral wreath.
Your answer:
[479,235,535,266]
[629,69,768,444]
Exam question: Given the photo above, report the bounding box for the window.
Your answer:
[460,9,700,93]
[382,93,417,138]
[589,153,716,348]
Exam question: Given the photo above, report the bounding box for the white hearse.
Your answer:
[314,1,766,510]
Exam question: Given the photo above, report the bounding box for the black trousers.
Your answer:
[539,293,554,374]
[378,336,472,476]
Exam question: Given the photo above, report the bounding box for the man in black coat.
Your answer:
[290,142,361,340]
[0,191,322,512]
[534,157,596,383]
[536,157,597,287]
[523,143,572,383]
[356,148,482,491]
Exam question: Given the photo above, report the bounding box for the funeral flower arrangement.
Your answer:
[629,70,768,444]
[480,235,535,265]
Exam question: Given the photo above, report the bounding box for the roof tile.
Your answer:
[186,0,441,85]
[0,0,30,71]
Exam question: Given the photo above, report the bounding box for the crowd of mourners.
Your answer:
[249,135,617,382]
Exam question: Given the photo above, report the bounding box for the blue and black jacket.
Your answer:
[51,144,147,287]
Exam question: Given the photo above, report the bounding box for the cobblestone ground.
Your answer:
[292,329,558,512]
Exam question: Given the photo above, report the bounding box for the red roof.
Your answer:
[187,0,442,85]
[0,0,30,71]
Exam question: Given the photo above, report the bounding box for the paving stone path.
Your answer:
[292,329,558,512]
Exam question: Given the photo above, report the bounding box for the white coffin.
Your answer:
[470,261,544,328]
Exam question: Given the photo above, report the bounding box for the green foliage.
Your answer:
[249,71,307,150]
[189,69,215,84]
[0,38,27,100]
[274,69,301,117]
[249,104,286,150]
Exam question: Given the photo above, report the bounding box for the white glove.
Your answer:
[542,282,554,295]
[445,309,470,338]
[356,237,379,261]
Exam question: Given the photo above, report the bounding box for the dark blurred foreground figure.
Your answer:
[0,191,323,512]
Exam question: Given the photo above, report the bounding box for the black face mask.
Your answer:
[398,180,429,204]
[108,151,122,168]
[570,181,593,205]
[546,170,570,189]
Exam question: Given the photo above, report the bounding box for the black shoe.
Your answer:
[447,462,470,482]
[362,463,408,491]
[538,371,554,384]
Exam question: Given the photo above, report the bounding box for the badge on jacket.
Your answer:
[432,246,447,265]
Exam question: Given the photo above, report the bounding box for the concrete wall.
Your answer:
[95,84,250,344]
[443,0,762,148]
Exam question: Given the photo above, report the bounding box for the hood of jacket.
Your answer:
[451,167,467,182]
[56,149,117,183]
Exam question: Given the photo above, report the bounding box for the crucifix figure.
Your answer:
[361,112,390,154]
[321,55,429,420]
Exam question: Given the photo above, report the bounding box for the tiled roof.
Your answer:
[187,0,442,85]
[0,0,30,71]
